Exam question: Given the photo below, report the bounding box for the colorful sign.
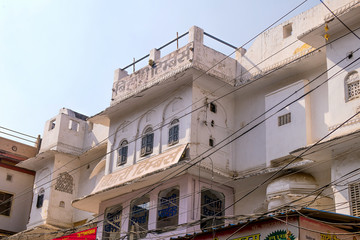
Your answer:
[52,227,97,240]
[300,216,357,240]
[264,230,295,240]
[320,233,341,240]
[93,144,187,193]
[232,233,261,240]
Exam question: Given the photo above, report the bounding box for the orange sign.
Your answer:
[52,227,96,240]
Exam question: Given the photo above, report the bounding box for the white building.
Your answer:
[0,134,38,238]
[14,108,108,239]
[72,0,360,239]
[9,0,360,239]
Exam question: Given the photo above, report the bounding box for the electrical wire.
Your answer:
[0,0,319,215]
[2,28,360,238]
[320,0,360,41]
[0,37,358,223]
[7,0,313,208]
[3,1,360,238]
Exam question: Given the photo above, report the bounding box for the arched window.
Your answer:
[200,189,225,230]
[141,127,154,157]
[168,119,179,146]
[157,187,179,229]
[210,102,217,113]
[103,204,122,239]
[346,71,360,101]
[36,188,45,208]
[129,196,149,238]
[59,201,65,208]
[117,140,128,166]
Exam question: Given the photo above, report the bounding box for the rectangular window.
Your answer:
[278,113,291,126]
[349,182,360,217]
[49,119,56,131]
[0,192,13,216]
[6,174,12,182]
[283,23,293,38]
[210,102,217,113]
[209,138,214,147]
[69,120,79,131]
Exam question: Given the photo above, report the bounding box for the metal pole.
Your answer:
[133,58,135,72]
[177,32,179,49]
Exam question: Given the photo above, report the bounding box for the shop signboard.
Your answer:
[52,227,96,240]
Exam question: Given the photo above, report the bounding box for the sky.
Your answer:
[0,0,320,145]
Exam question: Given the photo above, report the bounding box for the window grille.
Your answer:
[117,140,128,166]
[6,174,12,182]
[347,72,360,100]
[168,119,179,146]
[55,172,74,194]
[278,113,291,126]
[349,182,360,217]
[141,128,154,157]
[0,192,13,216]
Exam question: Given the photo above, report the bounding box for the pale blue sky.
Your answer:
[0,0,319,144]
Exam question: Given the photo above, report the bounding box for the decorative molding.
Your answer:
[328,116,360,131]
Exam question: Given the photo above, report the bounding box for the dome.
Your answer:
[267,173,317,197]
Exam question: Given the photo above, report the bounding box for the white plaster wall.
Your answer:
[74,153,106,223]
[27,163,53,229]
[40,115,61,153]
[326,28,360,138]
[308,66,330,143]
[233,63,327,171]
[83,122,109,152]
[331,151,360,215]
[305,160,334,206]
[0,168,34,233]
[234,87,266,172]
[46,154,80,228]
[107,85,192,175]
[40,113,86,155]
[242,0,354,75]
[233,175,268,216]
[190,75,235,173]
[265,80,311,164]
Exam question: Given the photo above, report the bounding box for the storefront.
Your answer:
[174,209,360,240]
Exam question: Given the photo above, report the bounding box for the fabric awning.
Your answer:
[72,144,188,213]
